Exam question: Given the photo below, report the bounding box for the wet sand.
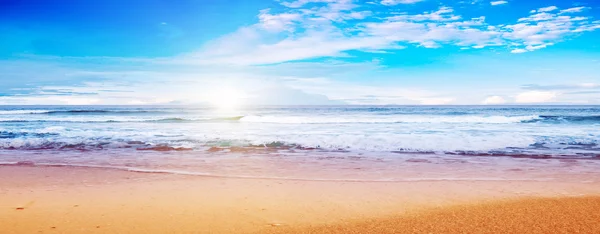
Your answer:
[1,165,600,234]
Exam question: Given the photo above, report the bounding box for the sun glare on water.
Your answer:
[207,87,245,111]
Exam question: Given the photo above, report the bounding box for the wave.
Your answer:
[0,110,52,115]
[239,115,541,124]
[0,114,600,124]
[148,116,244,123]
[0,110,161,115]
[1,114,599,124]
[240,115,600,124]
[0,131,58,139]
[43,110,158,115]
[0,120,31,123]
[0,139,147,151]
[523,115,600,123]
[0,116,245,123]
[1,135,598,159]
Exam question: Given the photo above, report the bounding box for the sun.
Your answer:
[207,87,244,111]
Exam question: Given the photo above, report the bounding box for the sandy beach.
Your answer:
[2,164,600,234]
[3,0,600,231]
[266,196,600,234]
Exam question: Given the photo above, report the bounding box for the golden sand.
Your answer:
[263,196,600,234]
[1,165,600,234]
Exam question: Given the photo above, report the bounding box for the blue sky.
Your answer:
[1,0,599,105]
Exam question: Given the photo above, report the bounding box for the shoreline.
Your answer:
[2,165,600,233]
[0,162,567,183]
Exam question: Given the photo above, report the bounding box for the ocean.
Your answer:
[1,105,599,181]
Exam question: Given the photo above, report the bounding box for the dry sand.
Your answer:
[264,197,600,234]
[1,165,600,234]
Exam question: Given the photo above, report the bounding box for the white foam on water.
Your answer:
[0,110,52,115]
[240,115,541,124]
[0,106,598,156]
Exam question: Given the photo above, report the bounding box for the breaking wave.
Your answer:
[1,114,600,124]
[523,115,600,123]
[1,106,598,159]
[239,115,541,124]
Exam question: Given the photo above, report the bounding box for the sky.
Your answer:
[1,0,599,105]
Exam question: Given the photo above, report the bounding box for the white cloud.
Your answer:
[381,0,424,6]
[246,85,344,105]
[388,7,461,21]
[510,48,527,53]
[515,91,558,103]
[281,0,341,8]
[490,1,507,6]
[1,57,393,105]
[517,12,554,22]
[258,9,302,32]
[482,96,506,104]
[525,43,553,51]
[579,83,599,88]
[419,97,455,105]
[518,82,600,104]
[560,7,589,14]
[177,2,600,64]
[502,7,600,53]
[283,75,457,105]
[5,52,600,105]
[536,6,558,13]
[360,7,504,49]
[194,30,394,65]
[0,96,101,105]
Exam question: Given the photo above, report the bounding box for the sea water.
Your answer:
[1,105,599,181]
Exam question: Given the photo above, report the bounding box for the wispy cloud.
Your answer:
[2,0,600,105]
[510,48,528,53]
[380,0,425,6]
[498,6,598,53]
[284,76,458,105]
[560,7,590,14]
[515,91,558,103]
[490,1,507,6]
[258,9,302,32]
[482,95,506,104]
[177,2,600,65]
[522,83,600,90]
[530,6,558,14]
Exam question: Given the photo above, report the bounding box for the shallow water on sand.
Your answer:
[2,150,598,183]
